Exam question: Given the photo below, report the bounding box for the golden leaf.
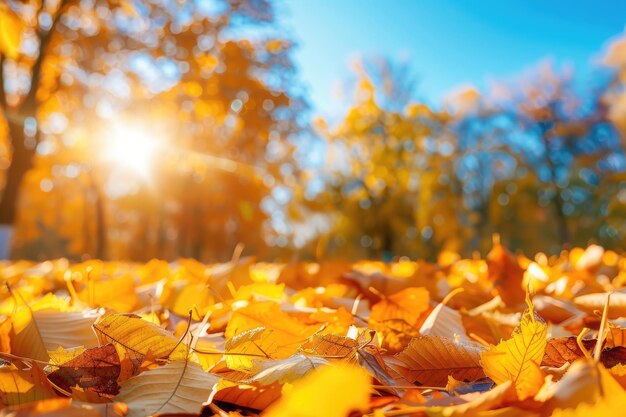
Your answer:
[226,302,320,358]
[224,327,280,372]
[262,363,370,417]
[92,313,187,364]
[0,363,56,407]
[480,307,547,399]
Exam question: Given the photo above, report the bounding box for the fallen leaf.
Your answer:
[262,363,370,417]
[48,344,121,396]
[370,287,429,326]
[225,302,320,358]
[481,306,547,399]
[114,360,219,417]
[224,327,280,372]
[11,306,101,362]
[0,362,56,407]
[392,335,485,386]
[92,313,187,366]
[250,354,330,385]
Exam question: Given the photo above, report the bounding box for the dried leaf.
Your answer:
[393,335,485,386]
[48,344,121,397]
[543,337,626,368]
[419,302,468,341]
[114,360,219,417]
[11,307,101,362]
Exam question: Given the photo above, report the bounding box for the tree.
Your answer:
[307,57,442,260]
[0,0,305,260]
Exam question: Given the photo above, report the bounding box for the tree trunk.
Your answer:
[0,120,35,225]
[551,189,570,248]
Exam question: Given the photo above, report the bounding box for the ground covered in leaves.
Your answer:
[2,242,626,416]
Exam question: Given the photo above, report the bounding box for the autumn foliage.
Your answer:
[0,242,626,415]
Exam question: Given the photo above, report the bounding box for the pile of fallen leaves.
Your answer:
[2,240,626,416]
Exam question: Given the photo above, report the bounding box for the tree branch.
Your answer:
[20,0,72,113]
[0,54,6,113]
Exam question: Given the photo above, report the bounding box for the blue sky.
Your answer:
[280,0,626,117]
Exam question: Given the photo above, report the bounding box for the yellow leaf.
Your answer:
[224,327,281,372]
[0,363,56,407]
[162,282,214,319]
[0,4,23,59]
[78,277,138,313]
[114,360,220,417]
[262,363,370,417]
[226,302,320,358]
[48,346,86,365]
[514,359,544,401]
[480,307,547,400]
[234,283,285,301]
[93,313,187,364]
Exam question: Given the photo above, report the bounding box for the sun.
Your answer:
[104,123,160,178]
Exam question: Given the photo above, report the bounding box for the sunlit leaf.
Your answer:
[480,307,547,399]
[92,313,187,365]
[11,303,101,362]
[0,363,56,407]
[48,344,121,397]
[262,363,370,417]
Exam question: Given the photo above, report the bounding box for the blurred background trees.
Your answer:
[1,0,626,261]
[1,0,305,261]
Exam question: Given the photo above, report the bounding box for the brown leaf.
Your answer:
[542,337,626,369]
[392,336,485,387]
[48,344,121,397]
